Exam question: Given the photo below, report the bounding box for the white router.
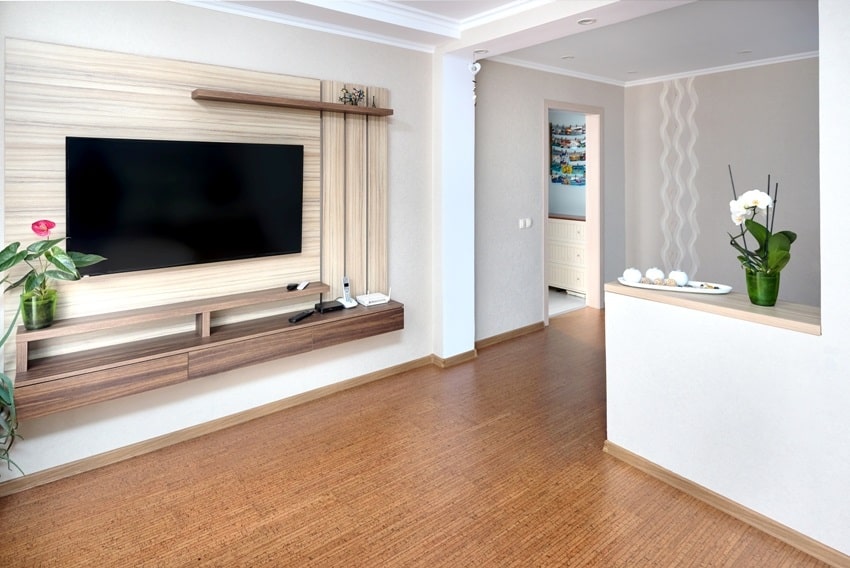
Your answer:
[355,288,391,307]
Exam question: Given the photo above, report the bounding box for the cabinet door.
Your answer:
[547,218,587,293]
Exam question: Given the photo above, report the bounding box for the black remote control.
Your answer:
[288,309,314,323]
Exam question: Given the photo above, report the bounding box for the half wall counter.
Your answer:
[601,281,843,563]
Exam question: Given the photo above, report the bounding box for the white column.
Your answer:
[432,52,476,359]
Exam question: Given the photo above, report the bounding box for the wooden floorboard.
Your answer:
[0,308,831,567]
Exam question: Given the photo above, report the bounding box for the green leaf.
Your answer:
[68,251,106,268]
[45,247,78,277]
[0,243,27,271]
[23,272,46,294]
[5,270,32,292]
[729,234,762,267]
[744,219,769,248]
[767,232,793,254]
[26,237,66,258]
[44,268,80,282]
[776,230,797,245]
[767,250,791,273]
[0,304,22,349]
[765,232,794,273]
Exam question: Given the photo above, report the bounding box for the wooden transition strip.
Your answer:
[603,441,850,568]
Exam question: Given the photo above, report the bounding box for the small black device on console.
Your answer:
[286,283,299,291]
[288,309,314,323]
[315,300,344,314]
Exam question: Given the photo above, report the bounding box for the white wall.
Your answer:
[605,291,847,555]
[431,53,476,360]
[606,0,850,555]
[0,1,434,477]
[473,61,625,340]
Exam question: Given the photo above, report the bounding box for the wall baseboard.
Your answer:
[430,350,477,368]
[603,441,850,568]
[475,321,544,350]
[0,355,433,497]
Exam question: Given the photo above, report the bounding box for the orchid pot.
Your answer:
[744,270,779,307]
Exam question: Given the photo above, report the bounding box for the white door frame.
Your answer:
[543,100,603,325]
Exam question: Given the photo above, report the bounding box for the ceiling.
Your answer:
[187,0,818,85]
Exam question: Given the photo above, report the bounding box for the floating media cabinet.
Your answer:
[14,284,404,420]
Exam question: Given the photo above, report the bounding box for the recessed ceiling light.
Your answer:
[560,55,575,60]
[737,49,753,55]
[627,70,638,75]
[473,49,489,56]
[577,18,597,25]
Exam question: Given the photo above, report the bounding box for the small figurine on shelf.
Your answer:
[338,85,365,106]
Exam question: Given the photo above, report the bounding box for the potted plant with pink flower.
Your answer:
[0,219,104,475]
[2,219,105,330]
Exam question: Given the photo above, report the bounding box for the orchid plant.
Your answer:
[727,169,797,275]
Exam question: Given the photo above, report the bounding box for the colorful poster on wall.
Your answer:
[550,122,586,186]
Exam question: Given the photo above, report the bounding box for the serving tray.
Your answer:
[617,277,732,295]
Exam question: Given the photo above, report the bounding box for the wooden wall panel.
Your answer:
[367,87,390,295]
[320,82,346,298]
[4,40,391,377]
[345,110,368,297]
[321,81,387,299]
[4,39,322,371]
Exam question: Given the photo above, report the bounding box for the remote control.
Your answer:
[297,281,310,290]
[288,309,314,323]
[286,283,299,291]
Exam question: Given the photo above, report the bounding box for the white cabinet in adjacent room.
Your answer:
[547,217,586,295]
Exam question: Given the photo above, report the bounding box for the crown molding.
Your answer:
[174,0,438,53]
[491,51,819,89]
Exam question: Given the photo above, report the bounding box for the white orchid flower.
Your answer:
[729,199,748,226]
[736,189,773,212]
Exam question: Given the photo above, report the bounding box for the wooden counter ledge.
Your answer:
[604,281,821,336]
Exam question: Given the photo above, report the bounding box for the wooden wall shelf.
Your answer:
[14,285,404,420]
[191,88,394,117]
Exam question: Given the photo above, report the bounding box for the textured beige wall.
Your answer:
[474,60,626,340]
[624,58,820,306]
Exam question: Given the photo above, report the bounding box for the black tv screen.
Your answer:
[66,136,304,276]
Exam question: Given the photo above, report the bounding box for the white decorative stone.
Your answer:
[668,270,689,286]
[622,267,642,283]
[645,267,664,281]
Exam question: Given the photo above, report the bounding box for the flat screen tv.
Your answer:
[66,136,304,276]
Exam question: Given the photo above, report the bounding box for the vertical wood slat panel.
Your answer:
[367,87,390,295]
[344,89,368,297]
[321,81,346,299]
[321,81,387,300]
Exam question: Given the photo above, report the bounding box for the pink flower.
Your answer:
[31,219,56,237]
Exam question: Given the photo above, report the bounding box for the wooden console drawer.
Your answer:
[312,304,404,350]
[188,328,313,378]
[15,354,189,420]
